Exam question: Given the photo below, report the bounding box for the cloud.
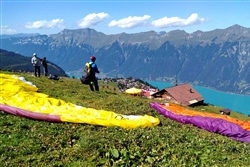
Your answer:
[151,13,206,28]
[1,25,17,34]
[78,12,109,28]
[108,15,151,29]
[25,19,64,29]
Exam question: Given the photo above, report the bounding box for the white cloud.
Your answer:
[151,13,206,28]
[25,19,64,29]
[78,12,109,28]
[108,15,151,29]
[1,25,17,34]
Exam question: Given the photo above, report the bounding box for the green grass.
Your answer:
[1,71,250,167]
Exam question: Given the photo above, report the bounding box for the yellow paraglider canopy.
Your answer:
[0,73,160,129]
[125,87,142,95]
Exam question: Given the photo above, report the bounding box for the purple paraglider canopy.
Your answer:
[150,102,250,143]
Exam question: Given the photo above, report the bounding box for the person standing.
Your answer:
[31,53,41,77]
[41,57,48,76]
[89,56,100,91]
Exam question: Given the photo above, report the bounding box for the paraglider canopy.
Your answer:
[125,87,142,95]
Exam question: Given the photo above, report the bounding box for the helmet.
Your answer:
[90,56,96,61]
[33,53,36,56]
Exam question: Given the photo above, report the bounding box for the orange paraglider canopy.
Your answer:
[158,103,250,131]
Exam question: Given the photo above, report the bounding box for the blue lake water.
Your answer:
[67,74,250,116]
[148,81,250,116]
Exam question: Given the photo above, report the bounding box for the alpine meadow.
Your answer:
[0,71,250,166]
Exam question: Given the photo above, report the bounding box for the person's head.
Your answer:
[90,56,96,62]
[44,57,46,60]
[33,53,37,57]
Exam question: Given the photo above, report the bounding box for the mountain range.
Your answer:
[1,24,250,95]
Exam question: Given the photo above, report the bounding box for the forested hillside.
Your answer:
[0,49,67,76]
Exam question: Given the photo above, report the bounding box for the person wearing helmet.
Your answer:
[89,56,100,91]
[31,53,41,77]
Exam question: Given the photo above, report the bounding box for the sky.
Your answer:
[1,0,250,35]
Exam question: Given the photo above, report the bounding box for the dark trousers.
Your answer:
[89,77,99,91]
[43,66,48,76]
[34,66,40,77]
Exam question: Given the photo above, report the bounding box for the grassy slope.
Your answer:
[1,71,250,167]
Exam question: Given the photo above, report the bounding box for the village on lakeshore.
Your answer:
[103,77,206,107]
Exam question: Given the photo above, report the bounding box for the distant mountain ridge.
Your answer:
[0,33,41,39]
[0,24,250,95]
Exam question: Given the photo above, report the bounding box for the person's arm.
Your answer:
[31,58,34,64]
[92,64,100,73]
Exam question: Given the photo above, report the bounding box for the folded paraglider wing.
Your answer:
[125,87,142,95]
[0,73,160,129]
[150,102,250,143]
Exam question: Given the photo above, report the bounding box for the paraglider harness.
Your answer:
[80,62,94,85]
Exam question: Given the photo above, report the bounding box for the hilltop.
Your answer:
[1,71,249,166]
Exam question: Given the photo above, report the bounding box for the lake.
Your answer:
[147,81,250,116]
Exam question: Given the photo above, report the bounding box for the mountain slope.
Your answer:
[0,49,67,76]
[1,25,250,94]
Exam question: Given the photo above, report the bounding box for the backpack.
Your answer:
[80,62,93,84]
[48,75,59,80]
